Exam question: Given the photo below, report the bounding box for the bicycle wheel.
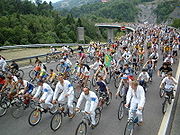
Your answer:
[162,99,168,114]
[124,121,134,135]
[29,70,36,80]
[86,56,91,63]
[86,80,91,90]
[49,104,58,115]
[56,64,61,72]
[159,88,164,98]
[46,55,51,63]
[91,77,96,87]
[94,108,101,127]
[118,101,124,120]
[0,102,7,117]
[50,112,63,131]
[106,92,112,105]
[75,122,87,135]
[16,69,24,78]
[106,69,112,84]
[75,87,82,99]
[28,109,42,126]
[11,102,25,119]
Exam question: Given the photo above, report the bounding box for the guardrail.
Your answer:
[0,43,89,50]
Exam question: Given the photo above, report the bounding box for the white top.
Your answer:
[33,83,54,98]
[138,72,150,81]
[90,61,102,71]
[126,85,145,108]
[53,80,74,100]
[76,91,99,108]
[161,77,177,89]
[164,57,173,64]
[77,66,90,76]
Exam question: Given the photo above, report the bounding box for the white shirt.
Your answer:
[122,51,131,60]
[138,72,150,81]
[161,77,177,89]
[34,83,54,98]
[77,66,90,76]
[0,58,6,65]
[53,80,74,100]
[65,59,72,66]
[90,61,102,71]
[126,85,145,108]
[76,91,99,108]
[164,57,173,64]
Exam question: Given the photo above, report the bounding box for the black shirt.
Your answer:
[159,66,172,74]
[11,63,19,70]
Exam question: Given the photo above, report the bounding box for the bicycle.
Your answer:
[162,88,174,114]
[117,94,128,120]
[75,108,101,135]
[124,109,141,135]
[96,91,112,111]
[28,102,57,126]
[50,101,77,131]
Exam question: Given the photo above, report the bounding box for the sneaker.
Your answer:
[137,121,143,126]
[90,124,96,129]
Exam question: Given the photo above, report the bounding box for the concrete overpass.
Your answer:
[95,23,135,42]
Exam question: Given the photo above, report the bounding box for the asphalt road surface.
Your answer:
[0,54,179,135]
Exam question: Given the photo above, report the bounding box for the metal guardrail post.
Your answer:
[29,59,32,65]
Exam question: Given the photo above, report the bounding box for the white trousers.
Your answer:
[58,92,74,114]
[129,102,143,122]
[84,101,98,125]
[40,93,53,109]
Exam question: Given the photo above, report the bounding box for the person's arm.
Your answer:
[67,82,73,95]
[53,83,60,101]
[126,87,132,105]
[171,77,178,85]
[33,86,42,98]
[76,93,84,108]
[139,87,145,108]
[94,68,100,77]
[116,79,123,95]
[160,78,166,88]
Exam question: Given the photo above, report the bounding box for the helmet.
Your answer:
[60,59,65,63]
[142,68,147,72]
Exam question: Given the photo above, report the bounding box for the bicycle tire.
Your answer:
[118,101,124,120]
[46,55,51,63]
[0,102,7,117]
[15,69,24,78]
[124,121,134,135]
[94,108,101,127]
[29,70,36,80]
[114,75,120,88]
[56,64,61,72]
[50,112,63,131]
[91,76,96,87]
[75,122,87,135]
[28,109,42,126]
[162,99,168,114]
[106,92,112,105]
[86,56,91,63]
[159,88,164,98]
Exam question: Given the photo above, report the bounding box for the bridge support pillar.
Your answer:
[107,28,114,43]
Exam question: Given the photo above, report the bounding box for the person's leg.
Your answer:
[45,94,53,109]
[128,102,137,120]
[89,102,98,125]
[67,94,74,114]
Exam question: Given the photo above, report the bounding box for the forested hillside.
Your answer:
[0,0,105,46]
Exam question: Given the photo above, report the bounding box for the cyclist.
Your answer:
[47,69,57,83]
[149,50,159,70]
[90,57,103,72]
[32,80,54,112]
[0,55,7,73]
[143,58,154,81]
[76,63,90,87]
[17,77,35,106]
[10,61,19,74]
[94,64,107,81]
[63,56,72,67]
[75,87,99,128]
[159,72,177,99]
[163,54,173,65]
[125,81,145,126]
[157,63,172,78]
[115,75,131,99]
[52,74,75,118]
[137,69,150,92]
[0,74,6,91]
[57,59,71,78]
[96,75,110,95]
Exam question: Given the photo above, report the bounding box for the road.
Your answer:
[0,54,179,135]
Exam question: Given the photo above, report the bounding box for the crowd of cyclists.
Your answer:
[0,23,179,134]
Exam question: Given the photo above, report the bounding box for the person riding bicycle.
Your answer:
[58,59,71,78]
[76,63,90,87]
[163,54,173,65]
[125,81,145,126]
[120,64,134,79]
[159,72,177,99]
[17,77,35,106]
[90,57,103,72]
[32,80,54,112]
[52,73,75,118]
[94,64,107,81]
[149,50,159,69]
[96,75,110,97]
[137,69,150,92]
[115,75,131,100]
[143,58,154,81]
[0,74,6,91]
[157,62,172,78]
[87,44,95,56]
[0,55,7,73]
[47,69,57,83]
[75,87,99,128]
[10,61,19,74]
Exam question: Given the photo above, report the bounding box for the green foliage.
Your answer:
[171,18,180,28]
[154,0,178,23]
[70,0,139,22]
[0,0,106,46]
